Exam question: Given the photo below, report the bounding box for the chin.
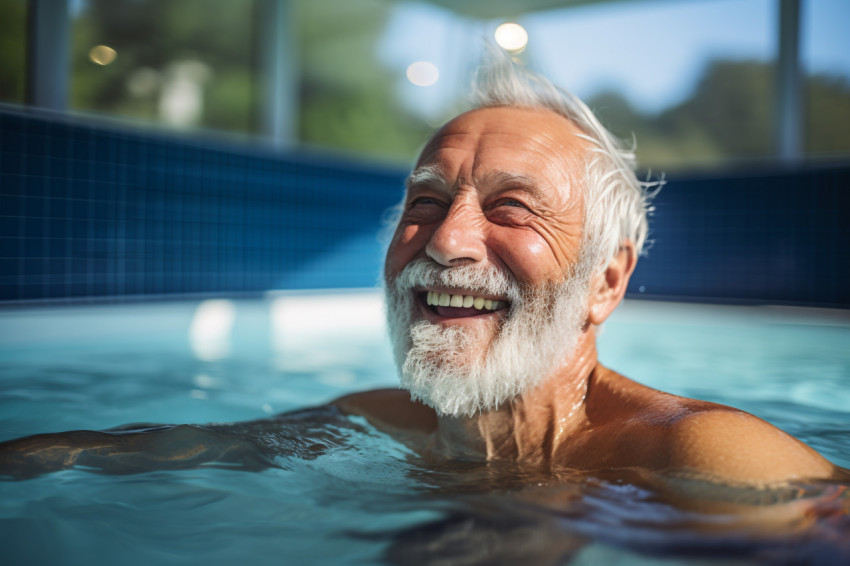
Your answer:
[384,256,593,418]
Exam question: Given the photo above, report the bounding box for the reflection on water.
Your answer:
[189,299,236,361]
[2,419,849,565]
[220,409,850,566]
[10,407,838,565]
[1,298,849,564]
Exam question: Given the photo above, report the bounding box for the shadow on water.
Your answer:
[218,409,850,565]
[356,470,850,565]
[3,406,849,565]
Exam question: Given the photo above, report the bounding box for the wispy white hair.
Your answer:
[469,48,659,270]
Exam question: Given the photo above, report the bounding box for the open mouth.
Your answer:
[418,290,510,319]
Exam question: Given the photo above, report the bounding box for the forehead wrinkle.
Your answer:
[473,170,552,202]
[406,163,572,207]
[410,109,589,202]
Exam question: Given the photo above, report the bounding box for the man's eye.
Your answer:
[497,199,529,209]
[408,197,442,208]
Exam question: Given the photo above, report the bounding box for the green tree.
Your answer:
[0,0,27,102]
[68,0,432,163]
[806,73,850,157]
[71,0,261,132]
[589,59,850,171]
[661,60,774,158]
[294,0,432,163]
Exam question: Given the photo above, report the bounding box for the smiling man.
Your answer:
[0,56,845,488]
[334,56,844,487]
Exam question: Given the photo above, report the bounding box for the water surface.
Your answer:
[1,296,848,564]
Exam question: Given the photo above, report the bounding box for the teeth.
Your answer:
[425,292,507,312]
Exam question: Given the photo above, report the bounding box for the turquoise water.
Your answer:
[0,295,848,564]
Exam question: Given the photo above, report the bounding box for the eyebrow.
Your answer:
[405,164,448,191]
[405,166,547,199]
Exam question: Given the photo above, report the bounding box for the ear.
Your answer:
[587,240,637,326]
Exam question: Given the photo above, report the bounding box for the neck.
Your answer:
[433,329,599,464]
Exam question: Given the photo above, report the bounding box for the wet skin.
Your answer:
[2,108,848,566]
[0,107,845,491]
[354,106,842,487]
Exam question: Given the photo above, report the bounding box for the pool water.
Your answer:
[1,294,849,565]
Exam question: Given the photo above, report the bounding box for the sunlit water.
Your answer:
[1,294,848,565]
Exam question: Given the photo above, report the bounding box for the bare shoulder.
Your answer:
[665,407,837,485]
[589,366,837,485]
[333,389,438,434]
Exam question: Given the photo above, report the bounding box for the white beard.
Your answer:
[385,256,594,418]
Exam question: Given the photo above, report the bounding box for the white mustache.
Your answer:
[392,258,522,303]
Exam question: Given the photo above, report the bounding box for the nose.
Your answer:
[425,202,486,266]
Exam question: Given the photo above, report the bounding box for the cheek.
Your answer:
[539,230,583,276]
[525,240,547,257]
[518,238,564,280]
[385,224,432,277]
[533,215,584,275]
[490,228,580,283]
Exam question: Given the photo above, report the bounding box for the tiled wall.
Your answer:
[0,109,405,301]
[1,109,848,307]
[630,165,850,307]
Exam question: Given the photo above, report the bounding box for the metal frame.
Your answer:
[26,0,70,111]
[777,0,802,162]
[260,0,298,147]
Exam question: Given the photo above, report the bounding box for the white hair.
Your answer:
[468,48,659,270]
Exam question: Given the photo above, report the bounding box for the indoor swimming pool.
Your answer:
[0,293,848,565]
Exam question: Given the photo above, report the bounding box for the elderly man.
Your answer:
[0,58,844,487]
[334,61,841,488]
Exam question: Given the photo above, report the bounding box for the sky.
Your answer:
[380,0,850,118]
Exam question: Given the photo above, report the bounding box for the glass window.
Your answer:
[524,0,776,171]
[5,0,849,170]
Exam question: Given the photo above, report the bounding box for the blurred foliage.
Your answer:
[590,60,850,171]
[806,73,850,157]
[294,0,433,162]
[71,0,260,133]
[0,0,26,102]
[0,0,848,169]
[65,0,432,162]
